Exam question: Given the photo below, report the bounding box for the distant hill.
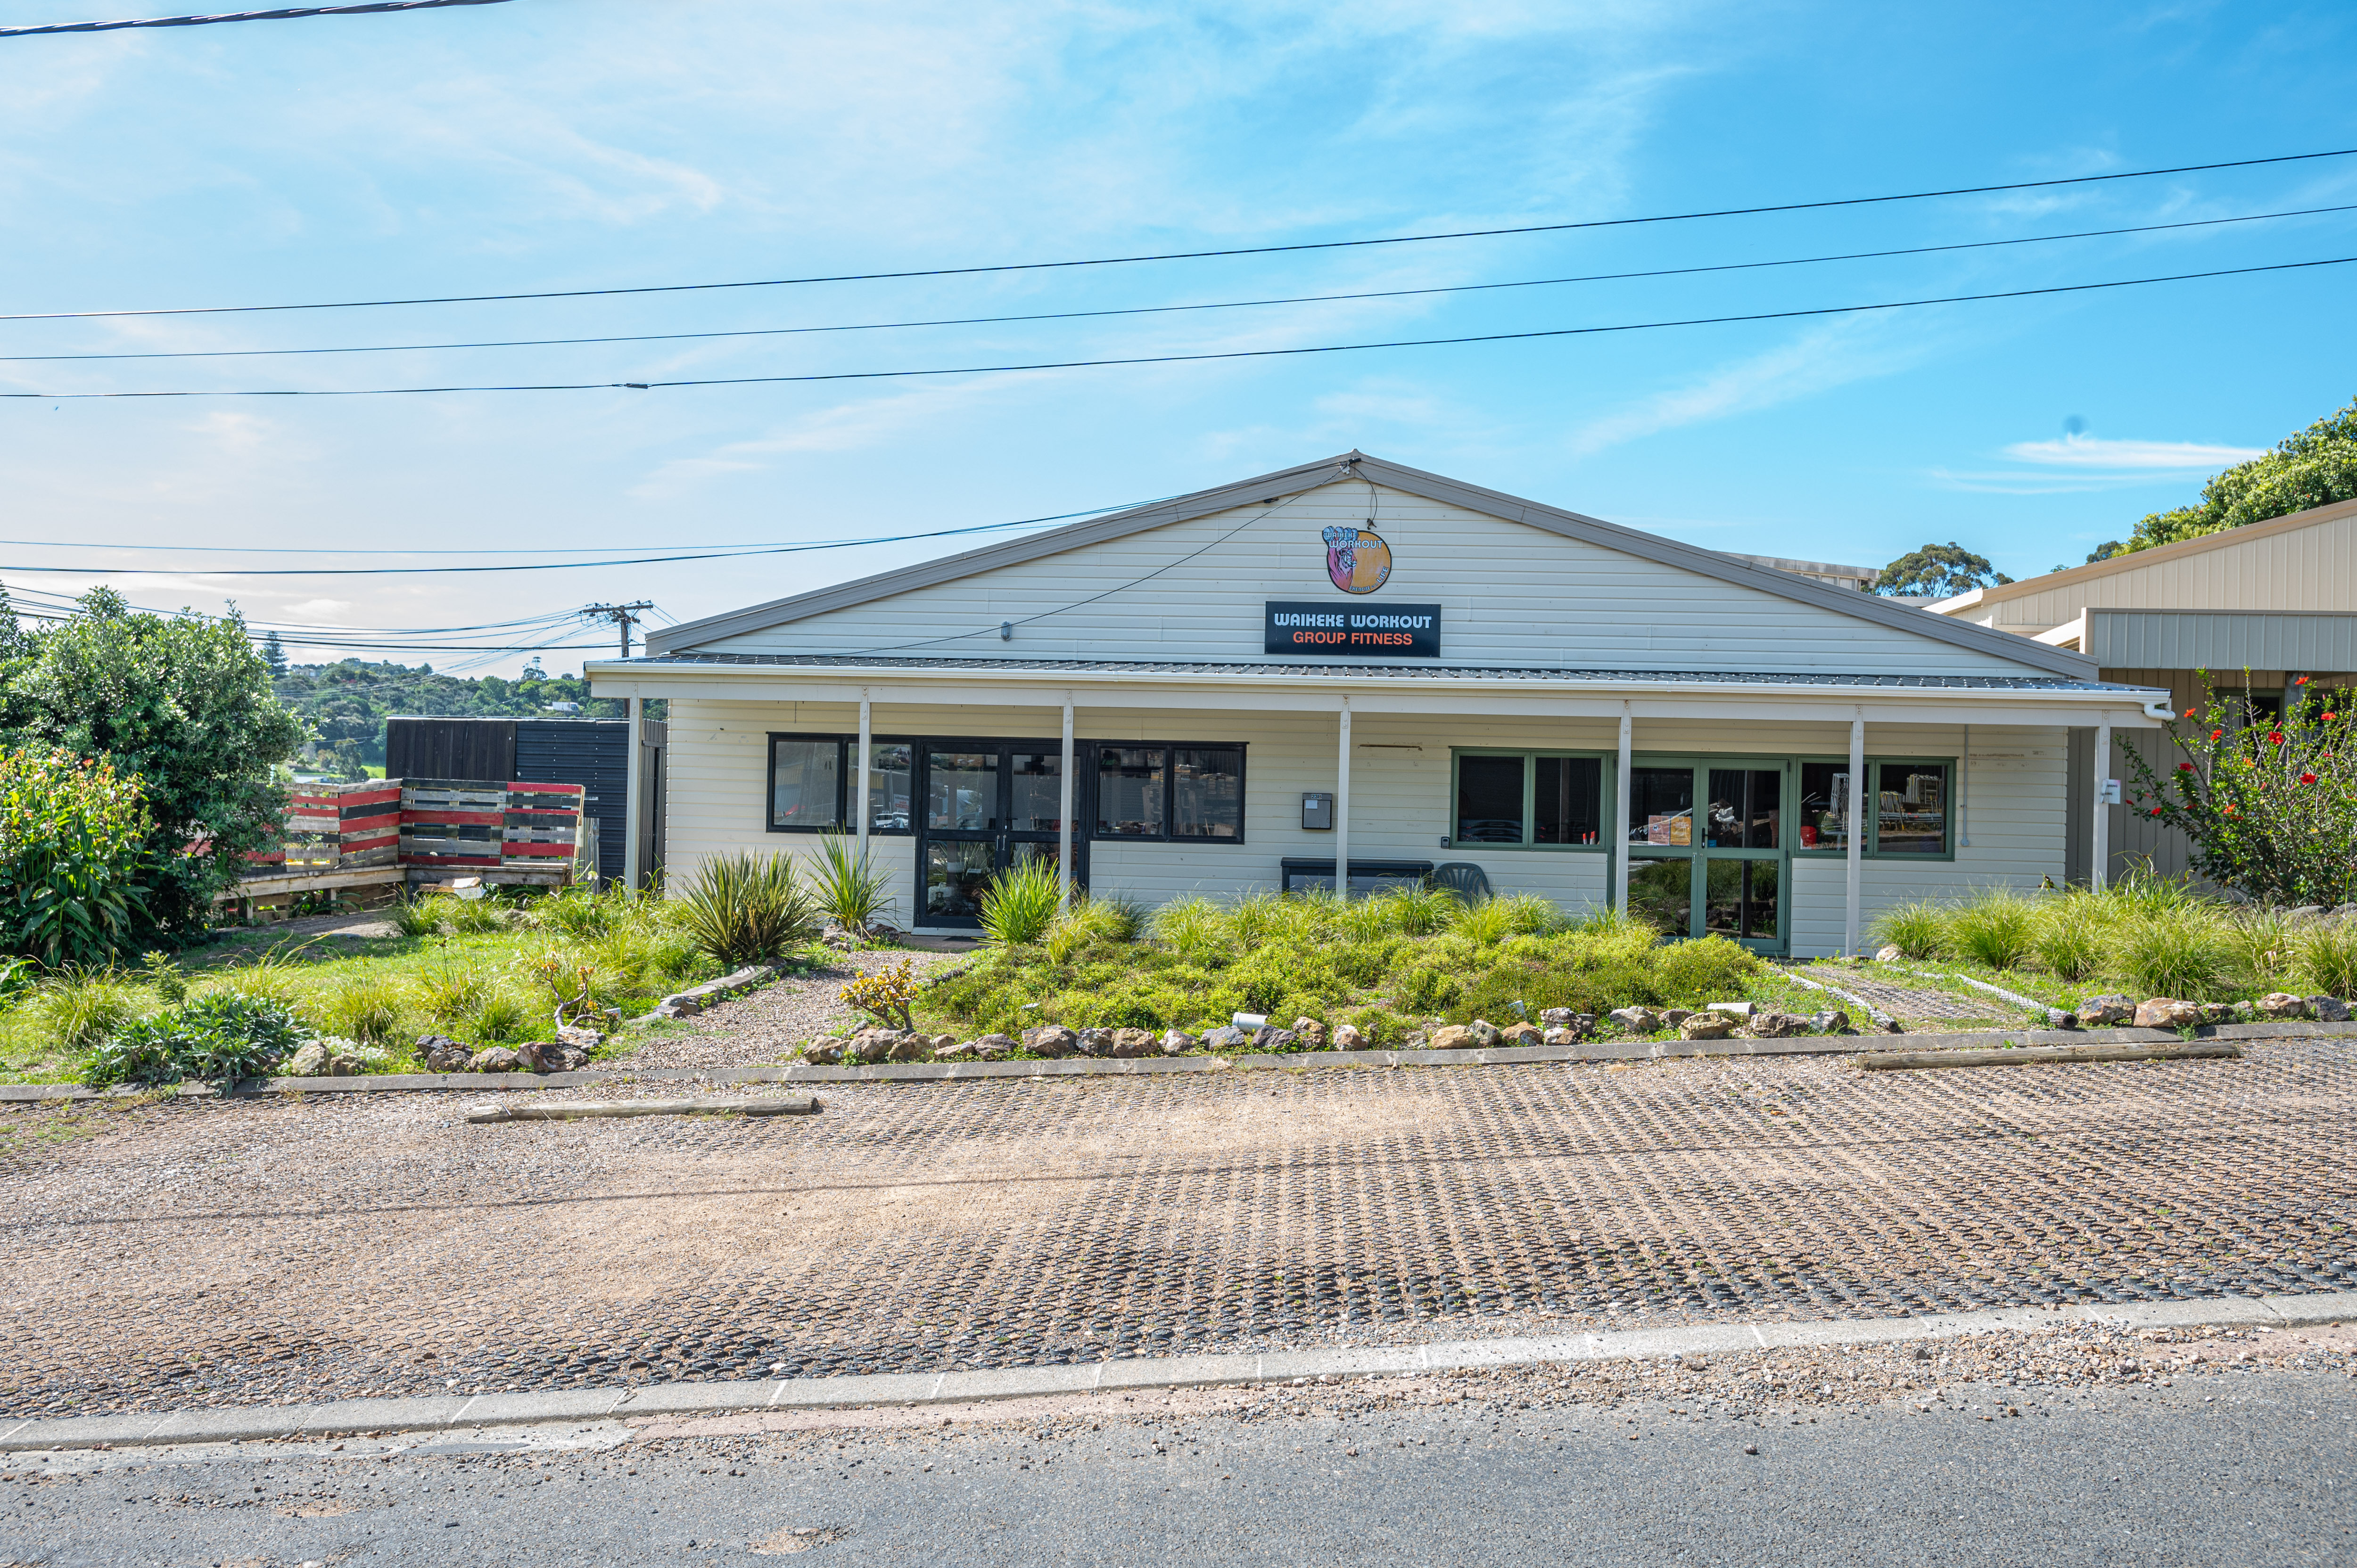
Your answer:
[271,657,653,772]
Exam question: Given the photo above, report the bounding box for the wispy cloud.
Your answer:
[2002,432,2266,468]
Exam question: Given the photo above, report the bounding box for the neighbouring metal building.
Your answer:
[587,452,2171,955]
[385,715,649,887]
[1926,493,2357,885]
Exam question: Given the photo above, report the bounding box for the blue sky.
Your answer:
[1,0,2353,674]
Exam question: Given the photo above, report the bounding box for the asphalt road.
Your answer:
[6,1371,2351,1567]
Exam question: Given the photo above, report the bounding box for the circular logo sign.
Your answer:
[1321,525,1392,594]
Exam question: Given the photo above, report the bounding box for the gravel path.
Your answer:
[609,947,965,1070]
[2,1036,2352,1422]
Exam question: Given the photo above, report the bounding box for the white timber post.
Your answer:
[2092,716,2112,891]
[1058,697,1075,909]
[1614,705,1632,917]
[856,689,872,865]
[623,693,643,892]
[1334,700,1352,899]
[1845,710,1866,956]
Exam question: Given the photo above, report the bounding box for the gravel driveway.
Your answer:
[612,947,965,1070]
[2,1038,2352,1423]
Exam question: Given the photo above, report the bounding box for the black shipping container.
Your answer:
[385,716,642,888]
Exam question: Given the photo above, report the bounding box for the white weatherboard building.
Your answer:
[589,453,2173,957]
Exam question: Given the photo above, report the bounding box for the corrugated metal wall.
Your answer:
[514,719,631,890]
[385,718,516,781]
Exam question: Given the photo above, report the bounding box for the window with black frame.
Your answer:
[1093,743,1244,841]
[1451,752,1604,846]
[766,735,915,834]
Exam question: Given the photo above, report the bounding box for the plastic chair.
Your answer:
[1431,862,1492,904]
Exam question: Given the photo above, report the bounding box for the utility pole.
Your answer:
[582,601,655,659]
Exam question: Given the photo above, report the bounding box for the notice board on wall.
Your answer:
[1264,601,1442,659]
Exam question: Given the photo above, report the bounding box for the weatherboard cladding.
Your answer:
[659,696,2065,958]
[2086,609,2357,672]
[649,454,2092,682]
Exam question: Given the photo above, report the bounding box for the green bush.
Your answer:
[385,892,448,938]
[2109,906,2233,1000]
[676,852,822,967]
[978,858,1063,946]
[1946,889,2037,970]
[1870,901,1948,961]
[2222,908,2301,993]
[317,975,407,1047]
[440,894,508,936]
[0,745,153,967]
[2029,893,2107,982]
[82,991,307,1086]
[2293,920,2357,998]
[809,833,897,936]
[25,966,147,1053]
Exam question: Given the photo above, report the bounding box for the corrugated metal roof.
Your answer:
[612,651,2143,692]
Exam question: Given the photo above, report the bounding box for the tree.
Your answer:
[2099,394,2357,558]
[1873,542,2013,599]
[0,588,306,941]
[261,630,288,677]
[2121,674,2357,905]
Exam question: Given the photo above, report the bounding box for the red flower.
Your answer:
[2326,713,2339,722]
[2210,728,2225,741]
[2269,731,2286,746]
[2149,806,2163,816]
[2302,772,2320,784]
[2297,675,2311,685]
[2178,762,2195,771]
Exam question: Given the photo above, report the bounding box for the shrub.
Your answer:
[809,833,897,937]
[978,858,1063,947]
[2109,906,2234,1000]
[412,962,495,1027]
[1152,896,1224,961]
[2222,908,2301,992]
[82,990,307,1086]
[2293,920,2357,999]
[25,966,146,1053]
[1448,898,1515,947]
[1382,884,1458,937]
[2029,893,2107,983]
[1495,893,1565,937]
[1945,889,2038,971]
[385,892,449,938]
[676,853,822,967]
[0,745,153,967]
[1648,935,1763,1005]
[528,886,624,940]
[440,894,508,936]
[317,975,406,1047]
[1871,901,1949,961]
[462,990,532,1044]
[841,958,918,1033]
[138,950,187,1002]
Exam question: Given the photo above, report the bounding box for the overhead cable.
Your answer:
[5,253,2348,405]
[12,202,2351,364]
[0,0,509,37]
[6,147,2353,321]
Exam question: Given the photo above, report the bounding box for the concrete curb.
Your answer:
[5,1289,2350,1453]
[4,1020,2349,1102]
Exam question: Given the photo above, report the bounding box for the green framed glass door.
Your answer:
[1623,757,1788,955]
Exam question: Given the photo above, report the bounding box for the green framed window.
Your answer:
[1794,756,1954,859]
[1448,750,1609,849]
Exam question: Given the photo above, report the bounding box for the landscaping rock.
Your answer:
[1874,944,1904,962]
[1678,1013,1735,1041]
[1428,1025,1477,1051]
[2312,996,2352,1022]
[2074,994,2137,1028]
[555,1024,605,1053]
[974,1033,1020,1059]
[1466,1019,1501,1047]
[1291,1017,1329,1049]
[848,1028,902,1064]
[327,1051,367,1076]
[1110,1027,1156,1058]
[1071,1027,1113,1058]
[1539,1008,1578,1028]
[1661,1009,1695,1027]
[2287,905,2327,922]
[2197,1002,2236,1026]
[415,1035,472,1073]
[1807,1009,1851,1035]
[1868,1017,1904,1034]
[1607,1007,1659,1034]
[1496,1022,1542,1046]
[1330,1024,1365,1051]
[2332,903,2357,924]
[1746,1011,1806,1038]
[1024,1025,1078,1059]
[931,1038,978,1060]
[468,1047,523,1073]
[1706,1001,1755,1018]
[1201,1025,1251,1051]
[802,1036,846,1066]
[1541,1026,1583,1046]
[885,1034,932,1062]
[285,1042,330,1077]
[1252,1026,1301,1051]
[650,996,704,1020]
[1161,1029,1199,1055]
[2133,998,2203,1030]
[2255,993,2311,1020]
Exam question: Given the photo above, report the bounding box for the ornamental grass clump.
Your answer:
[25,965,147,1054]
[1870,901,1949,961]
[2293,919,2357,999]
[677,852,822,967]
[1945,888,2038,971]
[977,858,1063,947]
[2124,673,2357,905]
[2108,905,2234,1001]
[82,991,307,1087]
[2028,891,2108,983]
[809,833,897,939]
[316,975,408,1048]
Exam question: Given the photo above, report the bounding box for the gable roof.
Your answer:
[1928,493,2357,618]
[648,451,2097,680]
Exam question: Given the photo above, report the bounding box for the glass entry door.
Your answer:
[915,743,1073,928]
[1623,758,1788,954]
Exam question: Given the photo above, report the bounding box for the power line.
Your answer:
[7,147,2353,322]
[6,252,2348,405]
[14,202,2351,365]
[0,0,509,37]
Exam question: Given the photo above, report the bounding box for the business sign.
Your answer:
[1321,526,1393,594]
[1265,601,1442,659]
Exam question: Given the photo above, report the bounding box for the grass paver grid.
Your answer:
[0,1040,2352,1421]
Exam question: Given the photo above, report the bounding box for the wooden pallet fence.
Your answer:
[242,778,583,878]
